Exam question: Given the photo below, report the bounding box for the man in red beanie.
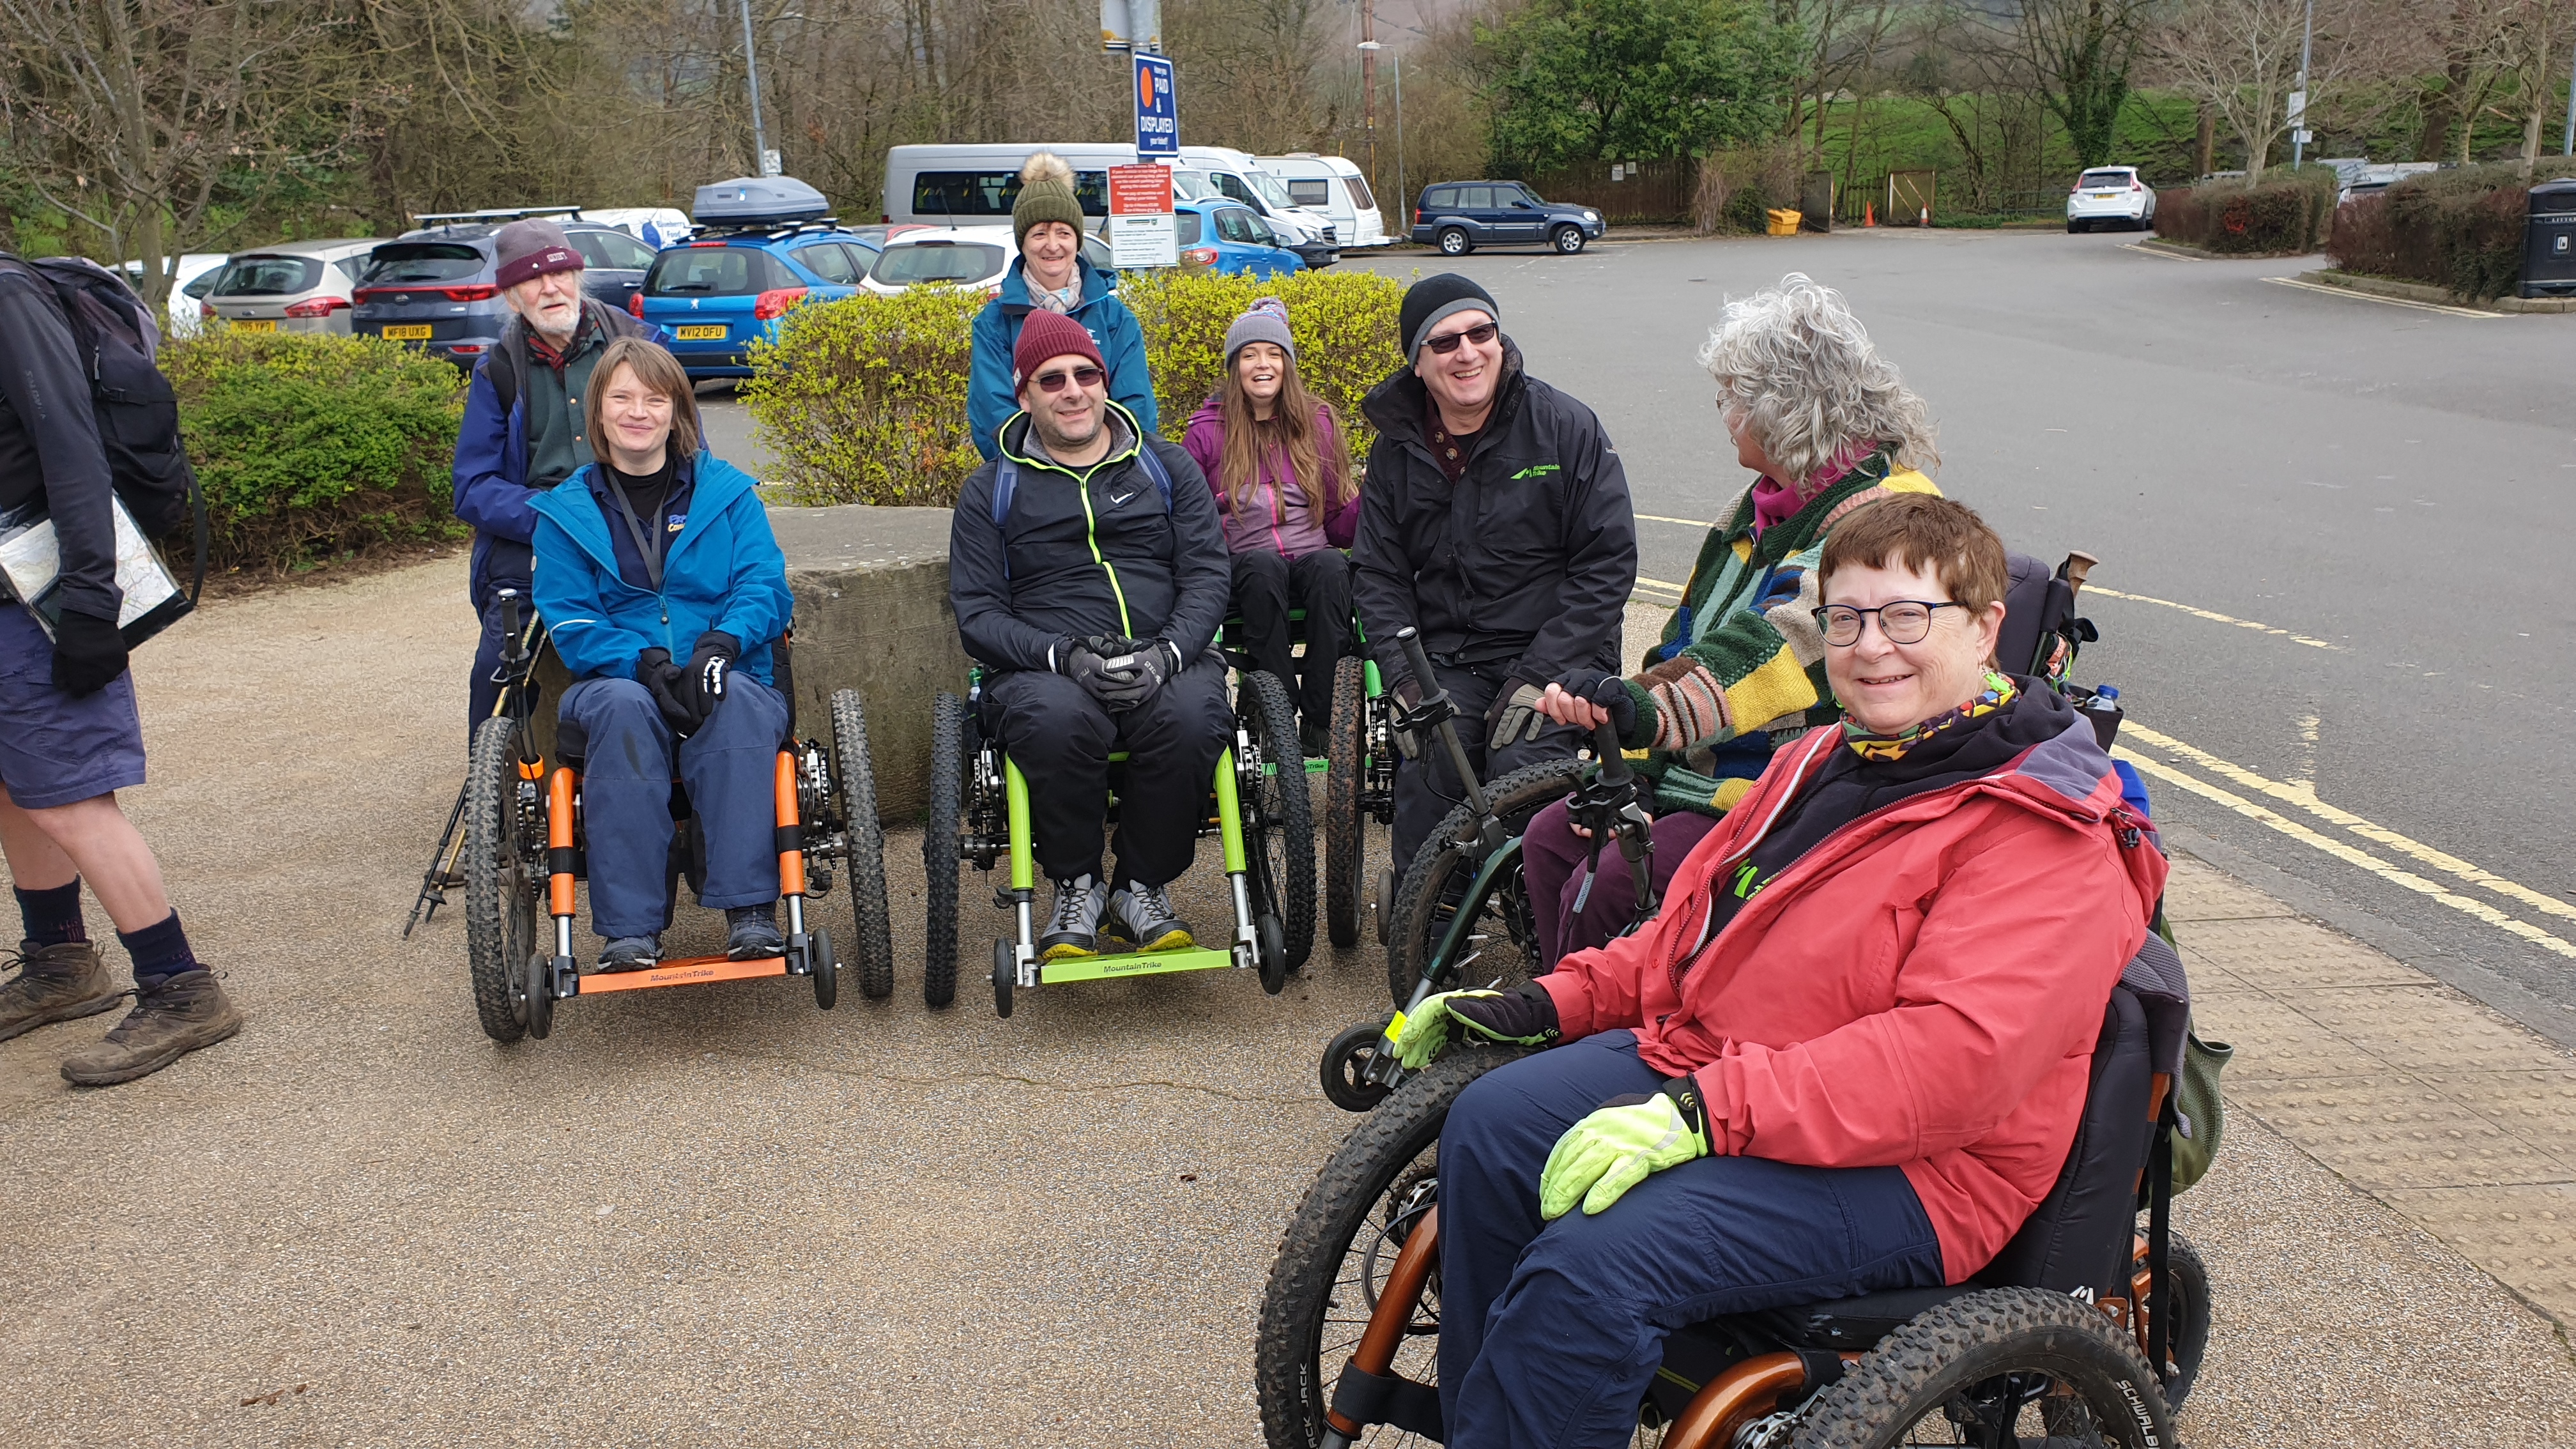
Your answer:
[450,218,668,744]
[947,309,1233,962]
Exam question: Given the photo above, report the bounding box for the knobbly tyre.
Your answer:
[457,603,893,1040]
[920,662,1311,1016]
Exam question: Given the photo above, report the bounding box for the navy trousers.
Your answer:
[557,674,790,941]
[1438,1032,1947,1448]
[468,592,518,738]
[1390,659,1587,868]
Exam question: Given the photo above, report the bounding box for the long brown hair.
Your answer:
[1215,348,1355,519]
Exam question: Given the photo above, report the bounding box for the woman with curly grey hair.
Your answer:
[1522,272,1943,965]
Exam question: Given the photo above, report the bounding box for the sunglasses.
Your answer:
[1031,365,1105,394]
[1422,321,1499,355]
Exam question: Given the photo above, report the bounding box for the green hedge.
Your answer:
[2154,168,2340,255]
[740,283,986,508]
[163,328,466,573]
[744,269,1409,508]
[2330,158,2576,302]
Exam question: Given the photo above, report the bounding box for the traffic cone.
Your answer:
[1864,202,1874,227]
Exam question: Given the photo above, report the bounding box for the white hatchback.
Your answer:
[859,224,1116,297]
[2067,167,2156,233]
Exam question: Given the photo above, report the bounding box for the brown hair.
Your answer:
[1215,349,1356,519]
[1818,494,2008,614]
[583,337,702,464]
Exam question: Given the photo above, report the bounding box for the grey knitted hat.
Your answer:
[1222,297,1296,365]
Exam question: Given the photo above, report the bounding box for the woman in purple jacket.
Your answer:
[1182,298,1360,757]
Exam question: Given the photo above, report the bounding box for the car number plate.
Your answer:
[673,324,727,340]
[382,324,433,341]
[2092,192,2120,199]
[230,319,279,332]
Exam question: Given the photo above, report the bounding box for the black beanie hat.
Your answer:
[1399,273,1499,363]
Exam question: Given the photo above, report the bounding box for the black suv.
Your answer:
[1410,181,1606,256]
[351,209,662,367]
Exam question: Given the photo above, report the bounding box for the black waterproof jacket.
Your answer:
[1353,339,1637,694]
[948,403,1231,673]
[0,261,118,620]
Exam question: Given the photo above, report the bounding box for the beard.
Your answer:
[1031,401,1105,454]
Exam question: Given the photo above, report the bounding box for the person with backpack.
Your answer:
[947,310,1231,962]
[450,218,670,734]
[1181,298,1358,758]
[0,252,244,1085]
[966,152,1156,462]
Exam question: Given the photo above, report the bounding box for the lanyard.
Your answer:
[602,470,670,592]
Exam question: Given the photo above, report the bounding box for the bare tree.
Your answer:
[2152,0,2393,180]
[0,0,355,311]
[2014,0,2159,169]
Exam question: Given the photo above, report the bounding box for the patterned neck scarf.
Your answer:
[1029,280,1078,314]
[1842,670,2018,763]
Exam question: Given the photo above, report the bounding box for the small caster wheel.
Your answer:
[810,928,837,1010]
[526,951,557,1039]
[993,939,1015,1019]
[1257,915,1288,995]
[1320,1015,1398,1112]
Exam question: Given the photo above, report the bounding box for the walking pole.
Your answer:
[404,592,538,936]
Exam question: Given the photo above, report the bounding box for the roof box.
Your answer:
[693,176,829,227]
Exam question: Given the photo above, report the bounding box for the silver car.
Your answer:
[202,238,386,335]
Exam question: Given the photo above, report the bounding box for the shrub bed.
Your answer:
[741,283,986,508]
[162,328,467,574]
[2154,167,2339,255]
[745,269,1408,509]
[2330,158,2576,303]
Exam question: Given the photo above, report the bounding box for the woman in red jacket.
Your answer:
[1392,494,2166,1447]
[1181,298,1358,756]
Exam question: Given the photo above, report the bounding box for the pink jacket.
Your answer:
[1538,716,2167,1281]
[1181,396,1360,558]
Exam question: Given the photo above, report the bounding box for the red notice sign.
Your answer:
[1107,163,1178,267]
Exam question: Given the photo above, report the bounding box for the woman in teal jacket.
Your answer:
[967,152,1156,461]
[530,338,795,972]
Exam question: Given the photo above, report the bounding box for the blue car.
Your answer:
[636,224,884,379]
[1176,199,1304,279]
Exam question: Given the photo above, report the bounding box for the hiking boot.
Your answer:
[598,935,661,972]
[1039,875,1107,962]
[0,942,121,1044]
[58,970,245,1087]
[1108,882,1195,953]
[726,904,785,960]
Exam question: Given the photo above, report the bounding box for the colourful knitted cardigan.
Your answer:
[1619,450,1942,818]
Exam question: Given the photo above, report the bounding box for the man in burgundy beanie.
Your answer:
[947,306,1235,962]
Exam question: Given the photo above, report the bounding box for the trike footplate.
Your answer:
[573,954,788,994]
[1038,946,1238,985]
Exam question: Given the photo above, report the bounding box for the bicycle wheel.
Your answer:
[1383,758,1585,1006]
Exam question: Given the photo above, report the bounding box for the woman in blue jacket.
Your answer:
[530,337,795,971]
[967,152,1156,460]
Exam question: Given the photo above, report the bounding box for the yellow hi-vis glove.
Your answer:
[1390,982,1562,1070]
[1538,1078,1715,1219]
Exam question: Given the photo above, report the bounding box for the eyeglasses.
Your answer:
[1031,365,1104,394]
[1422,321,1499,355]
[1812,600,1963,647]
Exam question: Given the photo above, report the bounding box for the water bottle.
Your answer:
[2078,684,2124,749]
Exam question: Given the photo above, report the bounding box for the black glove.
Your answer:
[1486,675,1547,748]
[1446,980,1563,1046]
[1056,635,1125,707]
[1388,676,1425,760]
[50,607,128,698]
[636,648,698,735]
[1560,668,1639,739]
[1089,635,1177,710]
[687,630,740,723]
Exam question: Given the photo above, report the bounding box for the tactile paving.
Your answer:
[2382,1183,2576,1324]
[2227,1075,2576,1191]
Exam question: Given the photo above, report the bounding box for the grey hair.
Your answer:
[1698,273,1938,482]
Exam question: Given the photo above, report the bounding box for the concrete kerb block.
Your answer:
[769,503,968,824]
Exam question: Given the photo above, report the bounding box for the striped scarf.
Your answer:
[1841,670,2018,763]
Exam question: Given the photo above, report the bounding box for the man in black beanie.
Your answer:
[1353,273,1637,870]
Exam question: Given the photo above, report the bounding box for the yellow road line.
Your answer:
[2122,723,2576,925]
[2260,275,2499,319]
[1637,514,1717,529]
[2115,748,2576,961]
[2083,586,2342,650]
[1636,576,1686,595]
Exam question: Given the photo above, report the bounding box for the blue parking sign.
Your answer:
[1134,53,1177,157]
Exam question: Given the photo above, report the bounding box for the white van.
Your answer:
[1260,155,1389,248]
[882,143,1140,229]
[1175,145,1338,264]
